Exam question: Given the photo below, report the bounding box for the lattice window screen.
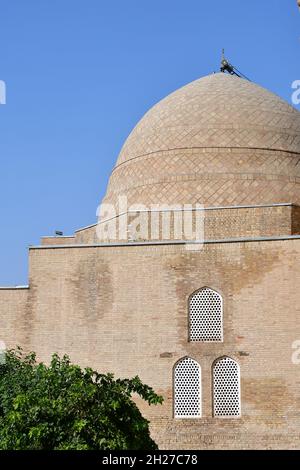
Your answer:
[174,357,201,418]
[213,357,240,417]
[189,287,223,341]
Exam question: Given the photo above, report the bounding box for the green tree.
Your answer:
[0,348,163,450]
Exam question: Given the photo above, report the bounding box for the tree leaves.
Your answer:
[0,349,163,450]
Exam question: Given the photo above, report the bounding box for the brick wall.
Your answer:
[94,204,298,243]
[1,239,299,449]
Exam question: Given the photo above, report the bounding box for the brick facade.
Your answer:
[1,239,300,448]
[1,73,300,449]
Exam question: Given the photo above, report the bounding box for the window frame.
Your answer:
[173,356,202,419]
[212,356,241,418]
[188,286,223,342]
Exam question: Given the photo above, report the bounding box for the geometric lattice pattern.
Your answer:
[174,357,201,418]
[189,288,223,341]
[104,163,300,212]
[106,147,300,198]
[116,73,300,166]
[103,73,300,214]
[213,357,240,417]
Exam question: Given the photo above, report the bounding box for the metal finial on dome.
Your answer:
[220,49,251,81]
[220,49,236,75]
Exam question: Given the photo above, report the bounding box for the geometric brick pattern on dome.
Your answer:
[116,73,300,165]
[106,148,300,196]
[103,74,300,210]
[103,175,300,210]
[103,147,300,210]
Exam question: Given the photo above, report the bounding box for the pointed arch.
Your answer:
[213,356,240,417]
[189,287,223,341]
[174,357,201,418]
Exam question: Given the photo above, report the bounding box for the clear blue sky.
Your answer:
[0,1,299,285]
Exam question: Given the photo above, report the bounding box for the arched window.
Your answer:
[189,287,223,341]
[174,357,201,418]
[213,357,240,417]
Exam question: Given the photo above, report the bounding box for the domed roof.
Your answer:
[104,73,300,209]
[117,73,300,165]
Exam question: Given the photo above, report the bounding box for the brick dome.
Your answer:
[103,73,300,208]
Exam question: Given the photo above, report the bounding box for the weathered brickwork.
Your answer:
[92,204,298,243]
[41,236,75,246]
[292,206,300,234]
[1,240,300,449]
[0,288,29,348]
[73,204,299,245]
